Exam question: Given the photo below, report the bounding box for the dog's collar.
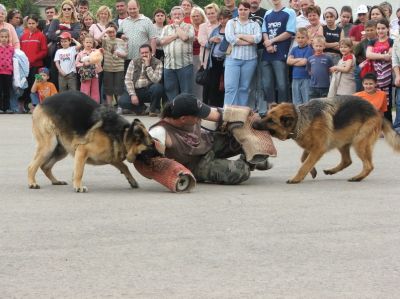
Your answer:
[288,105,301,140]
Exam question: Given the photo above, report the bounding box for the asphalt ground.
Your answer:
[1,114,400,298]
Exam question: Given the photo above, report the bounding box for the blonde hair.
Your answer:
[96,5,112,23]
[204,3,220,15]
[58,0,78,23]
[339,37,353,50]
[313,35,326,44]
[190,6,207,24]
[296,27,308,37]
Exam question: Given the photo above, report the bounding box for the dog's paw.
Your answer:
[348,177,362,182]
[52,181,68,185]
[286,179,301,184]
[29,184,40,189]
[129,180,139,189]
[311,168,317,178]
[74,186,88,193]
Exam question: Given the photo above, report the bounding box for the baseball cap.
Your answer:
[59,31,72,39]
[38,67,49,75]
[356,4,368,14]
[170,93,211,118]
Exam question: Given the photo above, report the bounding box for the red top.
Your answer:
[343,54,353,61]
[349,24,364,42]
[20,30,48,67]
[0,44,14,75]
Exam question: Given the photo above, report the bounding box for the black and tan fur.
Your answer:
[253,95,400,183]
[28,91,156,192]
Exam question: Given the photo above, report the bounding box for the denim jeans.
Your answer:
[248,49,267,115]
[309,87,329,99]
[164,64,193,101]
[119,83,164,113]
[224,57,257,106]
[261,59,289,104]
[292,78,310,105]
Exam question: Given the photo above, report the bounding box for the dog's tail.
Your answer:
[382,118,400,152]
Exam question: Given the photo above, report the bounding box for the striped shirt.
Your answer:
[102,37,127,72]
[225,18,261,60]
[161,22,194,69]
[124,58,163,97]
[118,15,157,60]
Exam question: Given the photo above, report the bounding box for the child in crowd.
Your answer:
[328,38,356,96]
[0,28,14,113]
[101,22,127,108]
[337,6,353,37]
[307,35,333,98]
[287,27,313,105]
[76,35,102,102]
[354,20,377,92]
[354,72,387,115]
[30,67,58,109]
[54,31,81,92]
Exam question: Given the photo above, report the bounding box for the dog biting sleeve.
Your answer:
[223,106,277,163]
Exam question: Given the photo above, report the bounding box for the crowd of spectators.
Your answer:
[0,0,400,131]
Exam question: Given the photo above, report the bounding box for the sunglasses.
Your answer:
[63,7,72,11]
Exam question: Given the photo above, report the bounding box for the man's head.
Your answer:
[139,44,151,59]
[356,4,368,24]
[246,0,261,11]
[115,0,127,16]
[127,0,140,19]
[45,6,57,21]
[362,73,378,94]
[162,93,211,124]
[299,0,311,15]
[170,6,184,24]
[224,0,236,10]
[77,0,89,15]
[180,0,193,17]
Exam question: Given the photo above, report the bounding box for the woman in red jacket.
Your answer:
[20,15,48,106]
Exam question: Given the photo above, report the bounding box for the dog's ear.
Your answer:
[269,103,279,109]
[280,115,295,128]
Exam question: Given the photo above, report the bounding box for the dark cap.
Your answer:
[170,93,211,118]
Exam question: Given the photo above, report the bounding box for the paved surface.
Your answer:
[1,114,400,298]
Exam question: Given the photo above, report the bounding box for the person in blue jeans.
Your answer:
[287,27,313,105]
[224,1,261,107]
[261,0,296,106]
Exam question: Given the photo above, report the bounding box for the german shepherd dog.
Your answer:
[28,91,157,192]
[252,95,400,183]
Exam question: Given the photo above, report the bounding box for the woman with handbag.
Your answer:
[202,8,232,107]
[224,1,261,107]
[366,18,394,122]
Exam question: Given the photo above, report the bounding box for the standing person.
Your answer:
[114,0,128,28]
[122,44,163,116]
[118,0,157,69]
[307,35,333,98]
[323,7,343,66]
[89,6,112,47]
[20,15,48,109]
[366,18,394,123]
[287,27,313,105]
[0,28,14,113]
[261,0,296,107]
[190,6,207,100]
[160,6,194,101]
[153,8,167,62]
[353,20,377,91]
[296,0,311,29]
[198,3,220,69]
[180,0,194,24]
[80,12,96,32]
[42,6,58,38]
[76,0,89,21]
[47,0,81,87]
[369,6,386,22]
[349,4,368,47]
[305,5,323,44]
[247,0,267,116]
[101,22,127,109]
[328,38,356,97]
[392,34,400,132]
[337,6,353,38]
[224,0,238,18]
[54,32,81,92]
[203,7,232,107]
[6,9,23,39]
[224,1,261,107]
[0,5,19,49]
[76,36,102,102]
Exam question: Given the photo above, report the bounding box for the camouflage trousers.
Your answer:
[192,132,250,185]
